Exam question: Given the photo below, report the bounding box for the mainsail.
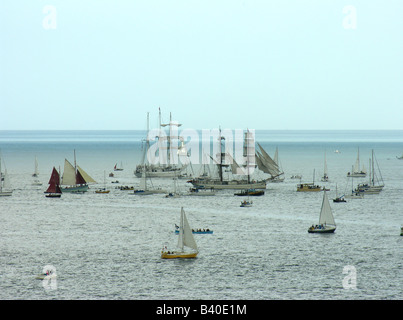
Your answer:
[177,207,198,252]
[46,167,62,193]
[319,191,336,226]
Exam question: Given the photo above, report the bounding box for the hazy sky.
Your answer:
[1,1,402,130]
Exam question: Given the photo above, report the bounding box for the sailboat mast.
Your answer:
[219,128,224,182]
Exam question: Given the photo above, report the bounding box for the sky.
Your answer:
[0,0,402,131]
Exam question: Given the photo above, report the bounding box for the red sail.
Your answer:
[46,167,61,193]
[76,169,86,185]
[48,167,60,185]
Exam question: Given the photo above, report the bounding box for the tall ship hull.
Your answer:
[189,178,266,190]
[134,164,188,178]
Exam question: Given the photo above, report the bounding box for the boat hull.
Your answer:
[175,230,213,234]
[161,251,198,259]
[0,191,12,196]
[46,193,62,198]
[61,185,89,193]
[308,226,336,233]
[190,179,266,190]
[297,184,322,192]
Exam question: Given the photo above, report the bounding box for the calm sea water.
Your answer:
[0,130,402,300]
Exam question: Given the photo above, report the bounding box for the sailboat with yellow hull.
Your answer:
[161,207,198,259]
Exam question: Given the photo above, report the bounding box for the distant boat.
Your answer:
[0,158,12,196]
[114,162,123,171]
[400,226,403,236]
[32,157,42,186]
[61,150,96,193]
[240,200,253,207]
[333,184,346,203]
[32,156,39,177]
[95,171,110,194]
[397,154,403,160]
[347,147,366,178]
[320,152,329,182]
[187,187,216,196]
[175,225,213,234]
[355,150,384,195]
[297,170,323,192]
[308,191,336,233]
[234,189,264,196]
[45,167,62,198]
[161,207,198,259]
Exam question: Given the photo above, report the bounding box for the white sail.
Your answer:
[34,157,39,176]
[61,159,76,185]
[77,166,96,183]
[319,191,336,226]
[177,208,198,252]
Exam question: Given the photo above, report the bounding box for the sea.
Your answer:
[0,130,402,300]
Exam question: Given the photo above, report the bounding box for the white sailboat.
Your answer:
[161,207,198,259]
[344,167,364,199]
[61,150,96,193]
[308,190,336,233]
[347,147,366,178]
[0,157,12,196]
[321,151,329,182]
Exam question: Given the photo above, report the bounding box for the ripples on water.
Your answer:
[0,131,402,300]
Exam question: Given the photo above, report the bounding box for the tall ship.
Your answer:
[188,129,267,190]
[134,108,188,178]
[61,150,96,193]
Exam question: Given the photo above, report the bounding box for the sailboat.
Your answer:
[45,167,62,198]
[240,199,253,207]
[255,143,284,183]
[320,152,329,182]
[95,171,110,194]
[134,108,189,178]
[0,157,12,196]
[308,190,336,233]
[133,113,167,195]
[114,162,123,171]
[188,129,267,190]
[355,149,384,194]
[333,184,346,203]
[297,169,323,192]
[161,207,198,259]
[32,157,39,177]
[60,150,96,193]
[344,168,364,199]
[347,147,367,178]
